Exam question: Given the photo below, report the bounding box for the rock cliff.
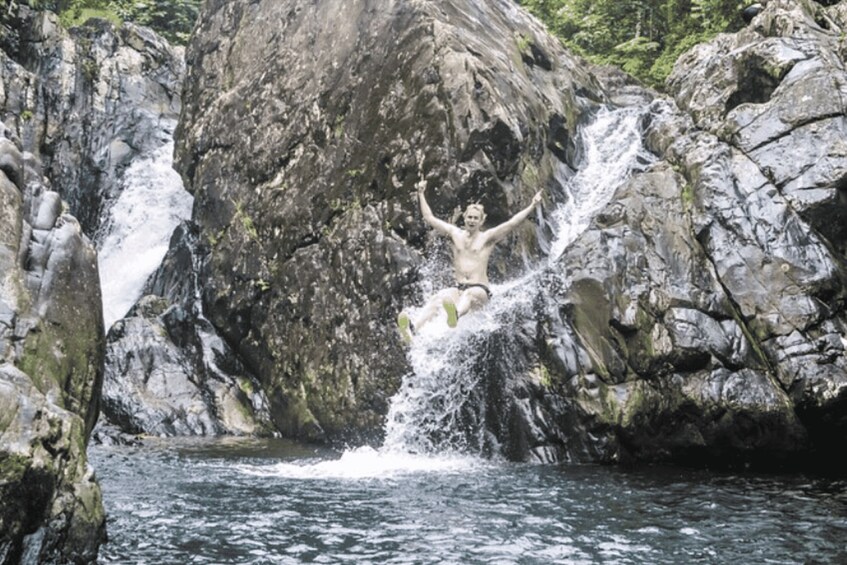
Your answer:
[495,0,847,465]
[169,0,846,466]
[0,131,104,562]
[0,1,184,235]
[1,2,189,560]
[174,0,604,442]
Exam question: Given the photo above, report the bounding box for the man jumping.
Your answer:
[398,179,543,342]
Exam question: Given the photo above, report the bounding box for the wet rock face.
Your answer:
[100,223,276,438]
[175,0,603,441]
[667,0,847,255]
[0,1,184,235]
[662,0,847,455]
[0,130,105,562]
[487,0,846,467]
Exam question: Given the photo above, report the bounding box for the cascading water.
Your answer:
[382,105,655,457]
[96,128,194,330]
[234,105,655,478]
[547,106,653,262]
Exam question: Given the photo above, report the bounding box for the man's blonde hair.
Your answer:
[465,203,485,215]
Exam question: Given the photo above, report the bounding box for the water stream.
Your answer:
[96,131,194,330]
[381,105,654,457]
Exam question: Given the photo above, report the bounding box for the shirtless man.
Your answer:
[397,179,543,342]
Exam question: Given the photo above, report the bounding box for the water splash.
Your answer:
[237,446,487,480]
[384,105,655,457]
[96,138,193,329]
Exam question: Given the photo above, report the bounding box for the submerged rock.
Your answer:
[0,131,105,562]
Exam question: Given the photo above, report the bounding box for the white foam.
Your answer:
[97,140,193,329]
[237,446,487,480]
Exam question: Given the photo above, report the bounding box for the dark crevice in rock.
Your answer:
[546,113,574,166]
[461,119,521,179]
[725,59,793,114]
[521,41,553,71]
[814,12,832,30]
[794,384,847,455]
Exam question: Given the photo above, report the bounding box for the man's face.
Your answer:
[463,207,484,230]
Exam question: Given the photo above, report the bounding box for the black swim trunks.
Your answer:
[456,282,492,298]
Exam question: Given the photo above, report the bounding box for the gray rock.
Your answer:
[0,131,104,562]
[100,223,276,438]
[0,137,23,187]
[1,4,184,235]
[0,363,105,565]
[666,0,847,254]
[174,0,605,442]
[30,190,62,230]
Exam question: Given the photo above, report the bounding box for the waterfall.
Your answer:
[383,105,655,456]
[548,106,653,261]
[233,105,655,478]
[96,131,194,330]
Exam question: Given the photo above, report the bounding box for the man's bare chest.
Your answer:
[454,234,490,255]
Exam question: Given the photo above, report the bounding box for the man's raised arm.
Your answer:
[484,191,543,243]
[417,180,458,237]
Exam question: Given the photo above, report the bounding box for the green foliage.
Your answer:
[233,199,259,240]
[110,0,201,45]
[60,6,121,27]
[27,0,200,45]
[518,0,746,87]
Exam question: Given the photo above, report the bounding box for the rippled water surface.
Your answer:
[91,439,847,564]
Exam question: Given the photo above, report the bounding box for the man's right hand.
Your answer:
[416,179,427,196]
[531,191,543,206]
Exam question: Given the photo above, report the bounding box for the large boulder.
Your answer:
[667,0,847,255]
[174,0,605,442]
[490,0,847,466]
[0,130,105,562]
[661,0,847,457]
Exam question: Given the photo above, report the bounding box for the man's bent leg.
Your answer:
[417,288,460,330]
[444,288,484,328]
[454,288,489,320]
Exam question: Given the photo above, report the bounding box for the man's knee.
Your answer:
[437,288,460,301]
[463,288,488,308]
